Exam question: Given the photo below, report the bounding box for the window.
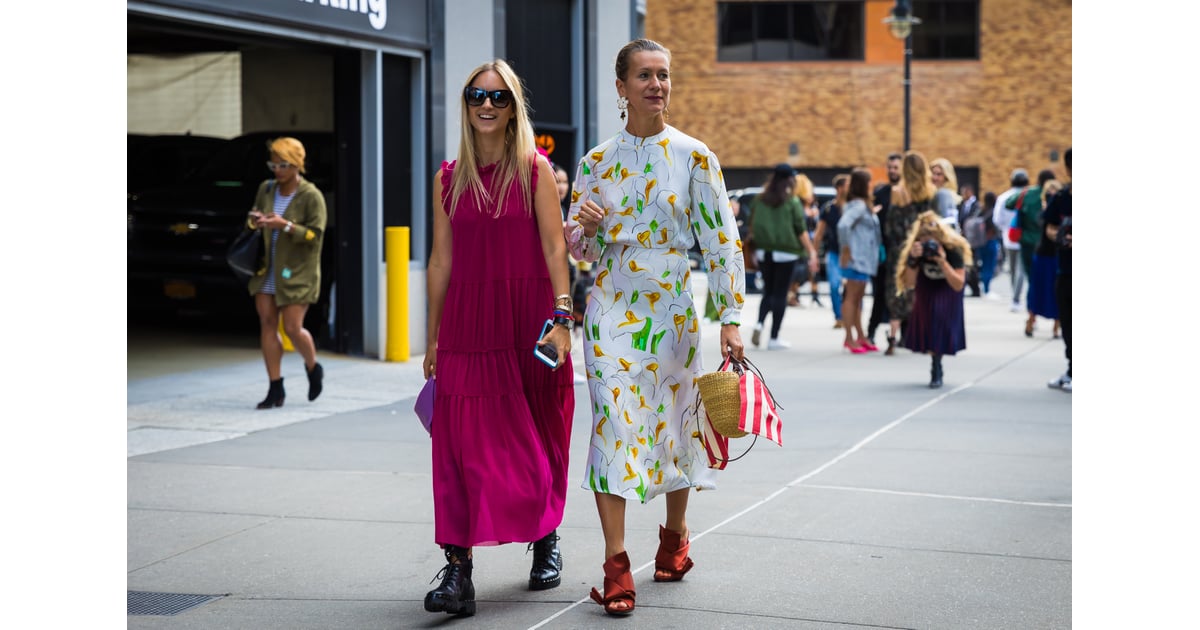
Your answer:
[912,1,979,60]
[718,2,865,62]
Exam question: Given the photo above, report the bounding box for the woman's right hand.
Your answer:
[423,347,436,380]
[576,199,606,237]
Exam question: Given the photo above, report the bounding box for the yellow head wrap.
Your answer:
[269,137,307,174]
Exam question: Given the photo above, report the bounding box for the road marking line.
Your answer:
[529,350,1058,629]
[799,483,1071,508]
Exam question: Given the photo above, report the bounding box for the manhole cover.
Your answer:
[127,591,222,616]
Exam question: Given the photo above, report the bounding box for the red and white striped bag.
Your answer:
[696,356,782,469]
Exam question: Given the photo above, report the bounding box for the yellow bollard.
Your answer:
[386,226,410,362]
[278,316,295,352]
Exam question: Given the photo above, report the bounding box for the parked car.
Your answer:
[128,131,337,338]
[127,133,227,197]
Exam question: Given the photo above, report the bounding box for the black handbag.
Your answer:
[227,180,273,283]
[226,226,262,283]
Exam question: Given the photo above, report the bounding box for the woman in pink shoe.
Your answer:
[565,38,746,617]
[836,167,882,353]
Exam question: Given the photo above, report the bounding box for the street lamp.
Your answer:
[884,0,921,151]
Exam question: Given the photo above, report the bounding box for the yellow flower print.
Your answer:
[691,150,709,171]
[623,462,638,482]
[618,311,643,328]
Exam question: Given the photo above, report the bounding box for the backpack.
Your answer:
[963,211,989,248]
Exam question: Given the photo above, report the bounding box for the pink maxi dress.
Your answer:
[431,159,574,548]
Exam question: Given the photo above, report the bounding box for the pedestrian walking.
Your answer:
[244,136,326,409]
[564,38,746,617]
[422,59,575,617]
[1043,148,1072,392]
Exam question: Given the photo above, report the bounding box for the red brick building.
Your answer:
[646,0,1072,195]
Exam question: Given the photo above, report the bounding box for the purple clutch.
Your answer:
[414,378,435,436]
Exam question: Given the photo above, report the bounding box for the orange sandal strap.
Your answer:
[591,551,636,615]
[653,525,695,582]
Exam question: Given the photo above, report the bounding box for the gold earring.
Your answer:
[617,96,628,120]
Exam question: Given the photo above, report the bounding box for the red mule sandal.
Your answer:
[653,525,695,582]
[589,551,636,616]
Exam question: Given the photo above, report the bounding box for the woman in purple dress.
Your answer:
[896,210,972,388]
[421,59,575,616]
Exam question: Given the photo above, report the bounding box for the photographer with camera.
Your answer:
[896,210,973,388]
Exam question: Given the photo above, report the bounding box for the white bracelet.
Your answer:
[285,221,294,233]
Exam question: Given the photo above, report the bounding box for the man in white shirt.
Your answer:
[992,168,1030,312]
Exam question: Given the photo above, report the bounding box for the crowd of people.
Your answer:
[408,37,1071,621]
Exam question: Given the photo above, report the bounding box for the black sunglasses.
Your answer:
[463,86,514,109]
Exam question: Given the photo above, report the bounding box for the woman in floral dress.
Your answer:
[565,38,746,617]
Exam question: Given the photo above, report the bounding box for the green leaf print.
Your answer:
[583,163,591,175]
[621,195,629,206]
[698,202,715,229]
[637,199,644,214]
[650,219,659,231]
[630,290,639,304]
[631,318,652,351]
[651,330,666,354]
[657,403,665,413]
[635,479,646,502]
[589,468,598,492]
[660,270,671,279]
[644,162,653,174]
[685,345,696,368]
[600,475,610,494]
[591,322,600,338]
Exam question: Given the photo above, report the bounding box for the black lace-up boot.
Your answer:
[528,530,562,590]
[424,545,475,616]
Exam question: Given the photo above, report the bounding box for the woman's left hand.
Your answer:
[720,324,745,362]
[542,323,573,370]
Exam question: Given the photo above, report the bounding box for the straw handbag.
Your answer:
[697,358,748,438]
[695,355,783,468]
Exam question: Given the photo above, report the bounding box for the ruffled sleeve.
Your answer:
[438,160,455,214]
[687,149,745,325]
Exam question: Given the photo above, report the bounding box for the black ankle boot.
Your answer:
[929,356,944,389]
[306,362,324,401]
[425,545,475,616]
[528,530,562,590]
[256,378,285,409]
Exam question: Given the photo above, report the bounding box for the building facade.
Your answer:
[644,0,1072,194]
[127,0,642,358]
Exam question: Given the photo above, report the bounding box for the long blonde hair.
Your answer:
[446,59,537,218]
[930,157,962,206]
[894,150,937,206]
[895,210,974,295]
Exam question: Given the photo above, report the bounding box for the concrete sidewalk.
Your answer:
[128,274,1071,629]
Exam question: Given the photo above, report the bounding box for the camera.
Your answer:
[921,239,940,259]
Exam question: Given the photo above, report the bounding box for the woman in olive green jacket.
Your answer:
[245,137,327,409]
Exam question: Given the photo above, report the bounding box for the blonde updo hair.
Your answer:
[269,137,307,174]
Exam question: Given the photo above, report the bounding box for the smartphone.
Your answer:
[533,319,558,368]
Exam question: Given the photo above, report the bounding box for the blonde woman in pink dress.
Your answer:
[566,38,746,617]
[422,59,575,617]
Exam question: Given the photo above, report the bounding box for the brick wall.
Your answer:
[645,0,1072,195]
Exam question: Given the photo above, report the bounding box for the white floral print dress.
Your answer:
[566,125,745,503]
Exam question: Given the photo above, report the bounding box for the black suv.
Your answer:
[128,131,337,330]
[127,133,227,197]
